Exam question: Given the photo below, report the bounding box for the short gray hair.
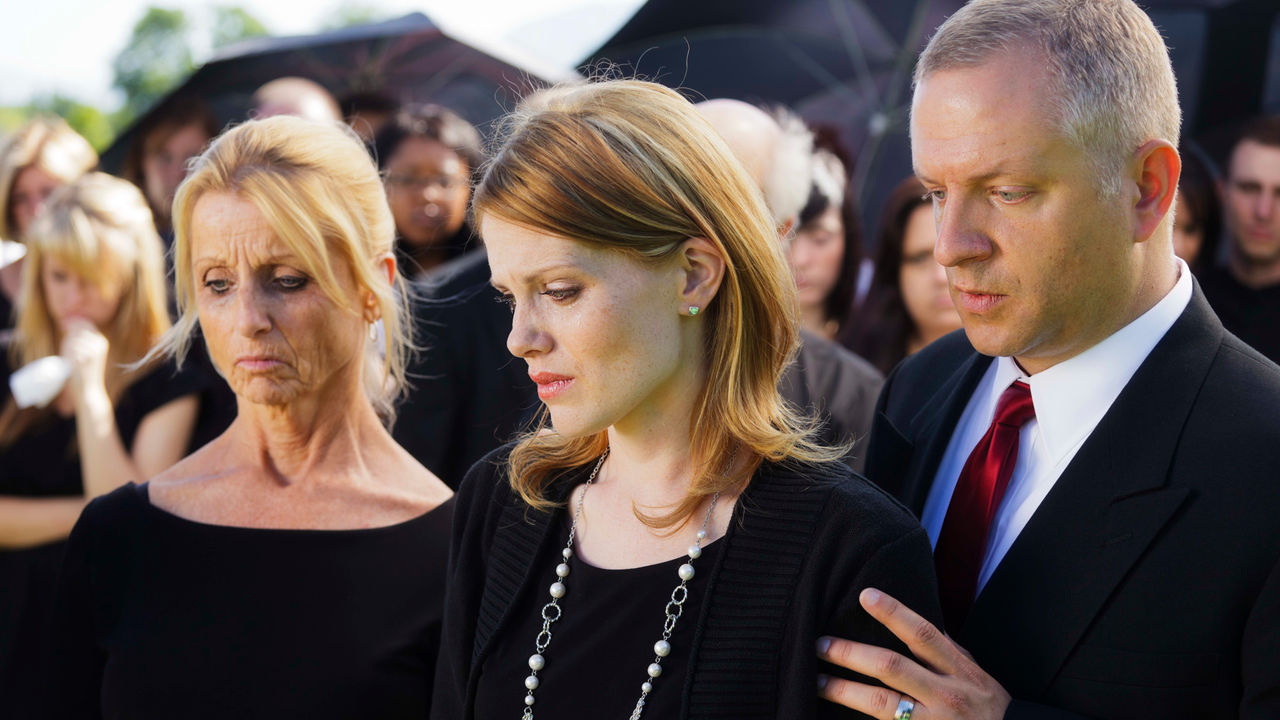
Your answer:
[914,0,1180,195]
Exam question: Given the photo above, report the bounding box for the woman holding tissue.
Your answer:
[0,172,201,718]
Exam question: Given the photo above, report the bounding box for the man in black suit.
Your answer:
[816,1,1280,718]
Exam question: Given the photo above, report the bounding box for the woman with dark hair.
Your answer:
[788,142,863,348]
[1173,142,1222,275]
[852,176,962,374]
[374,104,483,278]
[120,96,219,241]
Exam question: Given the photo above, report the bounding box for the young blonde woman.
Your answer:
[50,117,452,719]
[0,173,201,717]
[0,117,97,333]
[431,79,942,720]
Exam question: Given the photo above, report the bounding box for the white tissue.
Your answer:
[9,355,71,408]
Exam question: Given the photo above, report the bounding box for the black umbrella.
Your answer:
[584,0,965,243]
[101,12,565,172]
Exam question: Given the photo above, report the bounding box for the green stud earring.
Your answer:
[688,306,700,316]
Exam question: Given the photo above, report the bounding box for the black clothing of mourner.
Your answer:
[474,517,723,719]
[397,224,474,280]
[865,286,1280,719]
[48,484,454,719]
[1198,264,1280,363]
[0,290,13,334]
[395,250,883,486]
[432,444,943,720]
[395,249,538,487]
[0,351,204,719]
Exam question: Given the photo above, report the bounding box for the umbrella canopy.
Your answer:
[586,0,1280,242]
[101,13,570,173]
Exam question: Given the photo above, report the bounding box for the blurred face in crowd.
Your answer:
[190,191,370,408]
[913,48,1137,374]
[383,137,471,250]
[1222,139,1280,269]
[484,215,691,439]
[899,203,961,347]
[788,204,843,315]
[1171,194,1203,267]
[11,165,63,238]
[41,254,123,334]
[143,123,210,222]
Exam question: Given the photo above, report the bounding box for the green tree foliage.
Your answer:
[111,7,194,122]
[212,6,270,51]
[31,96,116,152]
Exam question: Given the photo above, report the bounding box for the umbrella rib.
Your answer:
[833,0,882,106]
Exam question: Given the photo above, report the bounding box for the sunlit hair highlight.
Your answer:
[155,116,410,424]
[474,79,841,529]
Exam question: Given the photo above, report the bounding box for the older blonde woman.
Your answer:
[0,173,201,717]
[51,117,452,719]
[0,117,97,333]
[431,79,941,720]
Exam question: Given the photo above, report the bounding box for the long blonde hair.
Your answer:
[0,173,169,445]
[154,116,411,423]
[474,79,839,529]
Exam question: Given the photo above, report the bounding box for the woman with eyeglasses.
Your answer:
[373,105,482,279]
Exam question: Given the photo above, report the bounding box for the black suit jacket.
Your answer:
[865,287,1280,719]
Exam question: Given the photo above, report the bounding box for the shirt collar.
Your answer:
[992,257,1193,464]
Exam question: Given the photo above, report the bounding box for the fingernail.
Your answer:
[816,636,832,655]
[862,588,881,605]
[816,674,828,691]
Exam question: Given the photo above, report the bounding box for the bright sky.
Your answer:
[0,0,645,109]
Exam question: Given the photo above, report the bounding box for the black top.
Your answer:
[49,483,454,719]
[1199,265,1280,363]
[474,510,723,720]
[433,445,944,720]
[0,350,204,719]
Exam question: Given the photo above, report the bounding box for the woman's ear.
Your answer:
[677,237,726,315]
[362,253,397,323]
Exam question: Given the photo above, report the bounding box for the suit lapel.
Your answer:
[959,289,1222,699]
[897,352,992,514]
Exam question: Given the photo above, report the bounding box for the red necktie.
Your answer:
[934,380,1036,630]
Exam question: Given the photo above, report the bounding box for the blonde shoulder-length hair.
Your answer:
[0,173,169,446]
[474,79,840,529]
[155,116,410,423]
[0,117,98,240]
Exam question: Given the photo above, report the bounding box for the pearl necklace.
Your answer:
[519,450,722,720]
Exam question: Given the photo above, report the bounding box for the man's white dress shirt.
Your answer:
[921,259,1193,593]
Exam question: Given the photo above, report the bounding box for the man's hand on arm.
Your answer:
[816,588,1011,720]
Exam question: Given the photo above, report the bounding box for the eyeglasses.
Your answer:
[384,174,468,192]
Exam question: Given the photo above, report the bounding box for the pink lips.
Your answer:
[236,356,284,372]
[529,371,574,401]
[952,288,1006,314]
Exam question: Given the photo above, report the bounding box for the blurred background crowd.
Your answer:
[2,0,1280,712]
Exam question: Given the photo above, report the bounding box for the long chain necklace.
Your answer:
[519,449,722,720]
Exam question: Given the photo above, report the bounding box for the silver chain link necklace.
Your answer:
[518,449,722,720]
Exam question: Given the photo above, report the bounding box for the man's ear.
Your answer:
[677,237,726,314]
[1132,139,1181,244]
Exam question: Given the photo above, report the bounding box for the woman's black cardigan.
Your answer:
[431,446,943,719]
